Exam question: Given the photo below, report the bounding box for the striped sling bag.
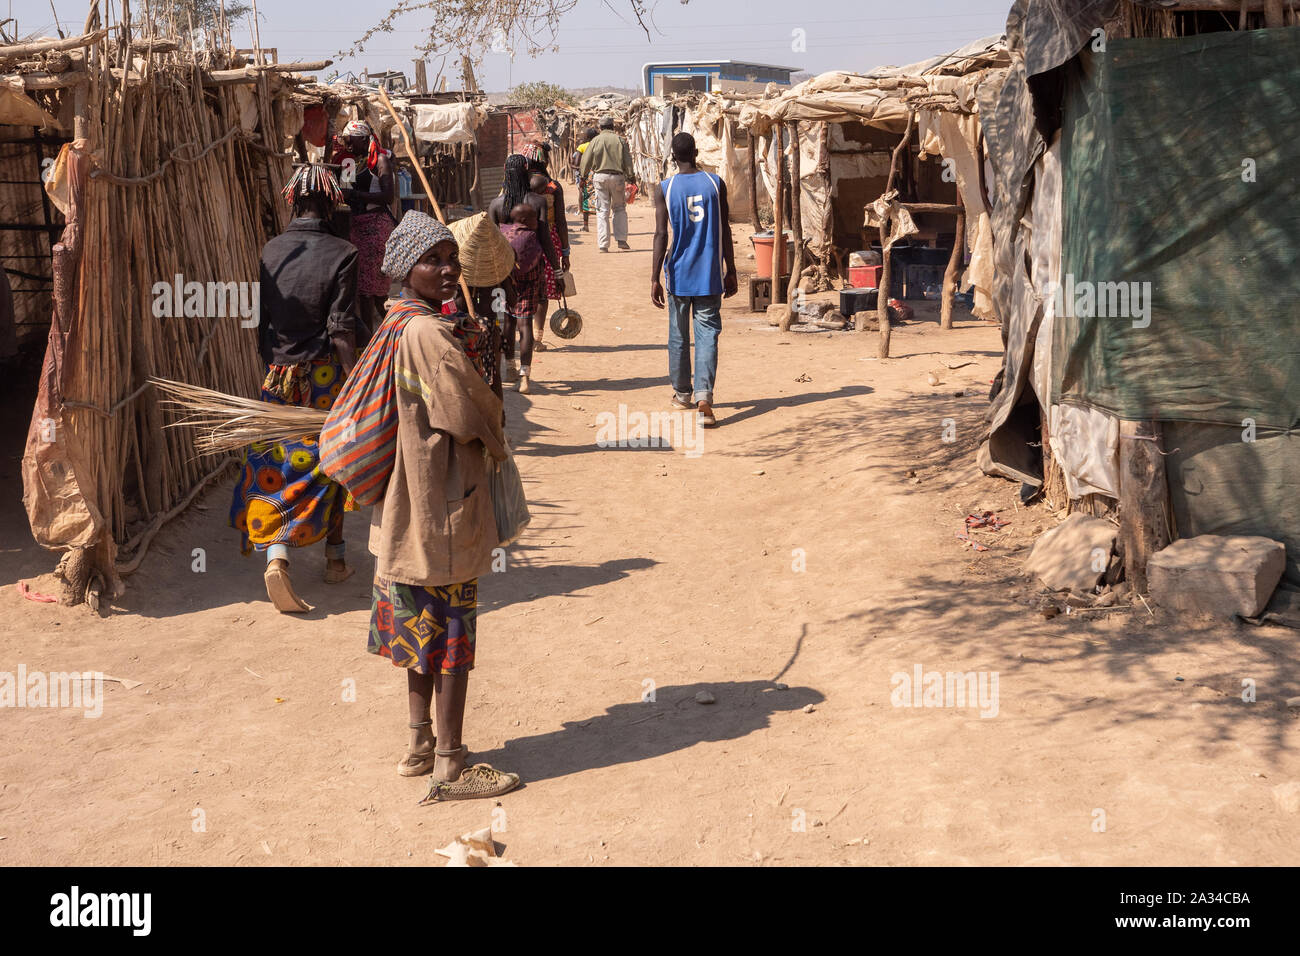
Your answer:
[319,298,431,505]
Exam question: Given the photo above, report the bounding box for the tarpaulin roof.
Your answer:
[735,35,1010,134]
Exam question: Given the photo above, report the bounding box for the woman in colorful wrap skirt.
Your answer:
[231,164,358,613]
[365,210,520,803]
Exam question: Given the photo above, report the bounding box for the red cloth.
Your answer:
[302,106,328,148]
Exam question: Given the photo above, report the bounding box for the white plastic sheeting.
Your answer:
[412,102,483,144]
[1028,138,1119,499]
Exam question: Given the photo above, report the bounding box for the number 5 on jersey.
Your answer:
[687,195,704,223]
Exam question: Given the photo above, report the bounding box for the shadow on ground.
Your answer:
[820,568,1300,758]
[471,680,824,784]
[478,555,657,612]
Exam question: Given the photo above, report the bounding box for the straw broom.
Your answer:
[150,376,328,455]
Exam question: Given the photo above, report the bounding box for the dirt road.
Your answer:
[2,201,1297,866]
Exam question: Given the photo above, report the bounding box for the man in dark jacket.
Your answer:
[258,184,360,374]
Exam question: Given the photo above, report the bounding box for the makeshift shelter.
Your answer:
[297,79,488,216]
[978,0,1300,618]
[5,19,335,604]
[732,37,1010,337]
[619,93,756,219]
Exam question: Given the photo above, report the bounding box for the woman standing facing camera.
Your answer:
[364,211,520,802]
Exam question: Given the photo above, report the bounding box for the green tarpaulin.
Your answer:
[1054,30,1300,429]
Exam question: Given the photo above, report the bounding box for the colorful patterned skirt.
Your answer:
[229,356,355,553]
[350,210,396,297]
[578,175,593,213]
[368,577,478,675]
[542,224,563,300]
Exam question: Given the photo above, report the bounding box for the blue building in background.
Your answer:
[641,60,800,97]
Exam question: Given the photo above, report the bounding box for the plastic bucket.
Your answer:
[751,232,791,279]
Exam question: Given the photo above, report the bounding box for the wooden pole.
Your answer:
[773,125,786,305]
[940,193,965,331]
[781,120,802,332]
[1118,421,1172,593]
[874,111,914,356]
[377,86,476,316]
[249,0,264,65]
[819,121,833,279]
[0,28,111,58]
[1263,0,1284,26]
[748,134,761,231]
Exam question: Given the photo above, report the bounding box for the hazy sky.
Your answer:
[12,0,1010,91]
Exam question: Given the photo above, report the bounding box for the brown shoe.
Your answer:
[696,400,717,427]
[264,559,311,613]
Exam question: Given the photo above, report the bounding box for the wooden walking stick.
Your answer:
[377,86,477,316]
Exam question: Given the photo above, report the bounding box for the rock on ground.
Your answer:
[1023,513,1116,593]
[1148,534,1285,619]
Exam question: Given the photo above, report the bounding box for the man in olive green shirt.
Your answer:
[578,115,634,252]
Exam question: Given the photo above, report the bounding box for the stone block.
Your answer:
[1148,535,1285,619]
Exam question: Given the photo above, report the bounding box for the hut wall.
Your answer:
[22,60,299,571]
[0,127,67,355]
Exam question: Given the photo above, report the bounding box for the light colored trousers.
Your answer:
[592,172,628,250]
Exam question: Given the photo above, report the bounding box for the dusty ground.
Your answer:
[1,201,1297,866]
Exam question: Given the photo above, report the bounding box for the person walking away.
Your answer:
[499,203,548,394]
[231,164,359,613]
[526,159,570,353]
[579,115,634,252]
[572,127,598,233]
[449,211,518,399]
[364,211,519,801]
[650,132,739,428]
[339,120,396,341]
[488,155,560,392]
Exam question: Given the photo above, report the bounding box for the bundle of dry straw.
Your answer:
[151,377,327,455]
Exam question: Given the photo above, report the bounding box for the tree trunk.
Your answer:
[780,121,803,332]
[1119,420,1172,594]
[940,194,965,331]
[773,125,786,305]
[875,111,914,356]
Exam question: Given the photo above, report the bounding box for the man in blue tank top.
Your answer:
[651,132,738,427]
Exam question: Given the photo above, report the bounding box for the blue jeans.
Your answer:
[667,294,722,404]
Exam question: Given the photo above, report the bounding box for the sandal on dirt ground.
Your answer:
[399,720,438,776]
[323,562,354,584]
[264,563,311,613]
[419,765,520,804]
[418,747,520,804]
